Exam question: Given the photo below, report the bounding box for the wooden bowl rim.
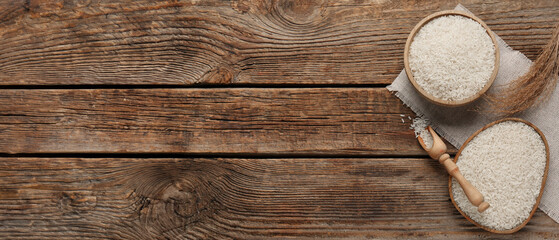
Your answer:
[403,10,500,107]
[449,118,550,234]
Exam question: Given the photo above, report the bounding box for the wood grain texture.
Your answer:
[2,0,557,238]
[0,157,558,239]
[0,0,557,85]
[0,88,459,155]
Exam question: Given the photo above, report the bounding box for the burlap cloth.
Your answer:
[388,4,559,223]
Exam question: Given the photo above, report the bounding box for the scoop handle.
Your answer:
[420,127,490,213]
[439,154,490,213]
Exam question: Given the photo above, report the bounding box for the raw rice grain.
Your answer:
[452,121,547,230]
[409,15,496,101]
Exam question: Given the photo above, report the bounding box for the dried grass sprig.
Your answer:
[488,23,559,115]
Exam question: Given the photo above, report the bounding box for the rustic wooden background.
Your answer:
[1,0,559,239]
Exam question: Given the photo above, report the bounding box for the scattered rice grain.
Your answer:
[411,117,433,149]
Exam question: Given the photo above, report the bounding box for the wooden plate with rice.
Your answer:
[449,118,549,233]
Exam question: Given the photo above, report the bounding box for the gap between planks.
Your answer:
[0,152,432,159]
[0,83,388,89]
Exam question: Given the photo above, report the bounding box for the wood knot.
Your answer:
[275,0,326,24]
[113,160,253,237]
[160,182,203,219]
[200,65,234,84]
[232,0,251,13]
[56,191,97,213]
[232,0,271,14]
[28,0,64,17]
[132,180,209,228]
[124,160,232,233]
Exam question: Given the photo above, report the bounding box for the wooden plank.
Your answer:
[0,88,457,155]
[0,157,557,239]
[0,0,557,85]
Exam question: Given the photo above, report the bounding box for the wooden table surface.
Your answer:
[1,0,559,239]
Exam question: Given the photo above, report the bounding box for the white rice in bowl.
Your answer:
[409,15,496,102]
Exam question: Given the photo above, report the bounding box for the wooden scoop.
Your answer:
[418,126,490,213]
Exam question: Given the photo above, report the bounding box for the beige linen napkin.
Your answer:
[388,4,559,223]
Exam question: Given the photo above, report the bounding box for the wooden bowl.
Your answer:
[403,10,500,107]
[449,118,550,234]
